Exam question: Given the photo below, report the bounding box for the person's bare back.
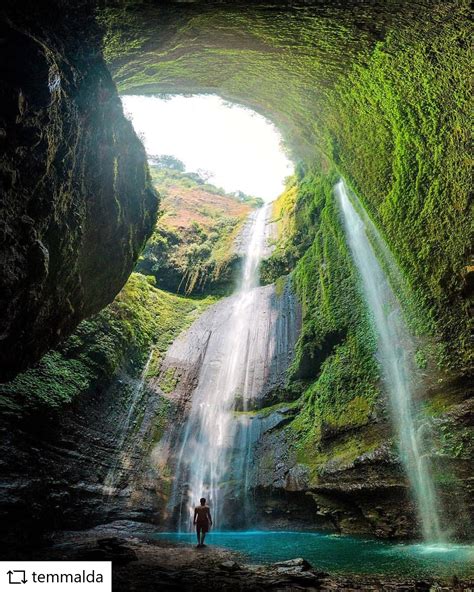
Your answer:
[194,505,210,522]
[193,498,212,547]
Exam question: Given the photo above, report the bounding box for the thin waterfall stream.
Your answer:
[335,179,443,543]
[172,204,272,530]
[103,350,153,495]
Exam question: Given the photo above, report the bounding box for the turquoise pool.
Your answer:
[153,530,474,578]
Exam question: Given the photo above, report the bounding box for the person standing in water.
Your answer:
[193,497,212,547]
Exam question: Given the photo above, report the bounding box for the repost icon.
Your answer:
[7,570,27,584]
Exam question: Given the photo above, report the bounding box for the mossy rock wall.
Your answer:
[0,272,216,548]
[103,0,471,374]
[0,2,158,381]
[0,0,471,543]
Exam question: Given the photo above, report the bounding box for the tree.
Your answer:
[196,168,214,183]
[149,154,185,171]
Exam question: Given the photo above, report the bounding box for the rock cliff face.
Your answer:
[0,276,301,549]
[0,2,157,380]
[105,0,470,374]
[1,281,471,551]
[158,283,300,411]
[0,274,212,552]
[148,279,302,526]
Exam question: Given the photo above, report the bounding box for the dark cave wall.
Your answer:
[0,369,160,555]
[0,2,158,381]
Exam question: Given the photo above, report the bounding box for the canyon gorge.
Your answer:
[0,0,472,588]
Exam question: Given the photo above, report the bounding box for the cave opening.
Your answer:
[120,93,294,295]
[121,93,294,202]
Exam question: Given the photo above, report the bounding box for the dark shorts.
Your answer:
[196,521,209,534]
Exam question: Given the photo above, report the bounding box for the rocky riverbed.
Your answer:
[18,522,473,591]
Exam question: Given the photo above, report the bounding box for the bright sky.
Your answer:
[121,94,293,201]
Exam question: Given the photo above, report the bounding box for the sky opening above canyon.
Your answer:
[122,94,293,201]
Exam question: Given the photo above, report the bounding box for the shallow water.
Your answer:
[153,530,474,578]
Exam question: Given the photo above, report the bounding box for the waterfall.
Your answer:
[335,179,443,543]
[103,350,153,495]
[172,205,271,529]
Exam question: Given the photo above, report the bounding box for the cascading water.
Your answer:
[335,179,443,543]
[172,205,271,529]
[103,351,153,495]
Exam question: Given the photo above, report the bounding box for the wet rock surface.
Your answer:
[156,280,301,413]
[250,389,474,539]
[0,368,164,553]
[0,2,157,380]
[0,231,301,550]
[149,277,302,524]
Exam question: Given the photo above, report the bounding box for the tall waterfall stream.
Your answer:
[335,180,443,543]
[172,204,274,529]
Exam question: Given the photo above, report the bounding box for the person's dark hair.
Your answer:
[200,497,206,505]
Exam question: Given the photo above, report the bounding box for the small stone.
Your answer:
[272,558,312,571]
[414,581,432,591]
[77,548,108,561]
[219,561,241,572]
[97,537,122,547]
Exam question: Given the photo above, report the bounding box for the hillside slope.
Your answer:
[137,164,262,294]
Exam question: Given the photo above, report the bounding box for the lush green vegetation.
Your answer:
[261,170,382,473]
[0,160,255,413]
[256,6,471,476]
[137,164,262,294]
[102,1,470,375]
[94,1,471,481]
[0,164,254,414]
[6,0,469,482]
[148,156,263,209]
[0,273,215,413]
[323,7,472,373]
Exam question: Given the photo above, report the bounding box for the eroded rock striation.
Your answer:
[149,278,302,526]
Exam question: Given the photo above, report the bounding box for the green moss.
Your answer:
[324,11,471,372]
[260,178,301,284]
[432,470,463,489]
[102,1,470,375]
[0,273,215,413]
[259,169,383,475]
[158,367,179,394]
[234,398,301,419]
[415,349,428,370]
[149,396,173,447]
[422,390,466,417]
[288,170,379,422]
[145,348,162,379]
[96,2,152,62]
[274,276,287,297]
[0,352,95,410]
[435,423,473,460]
[292,423,385,485]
